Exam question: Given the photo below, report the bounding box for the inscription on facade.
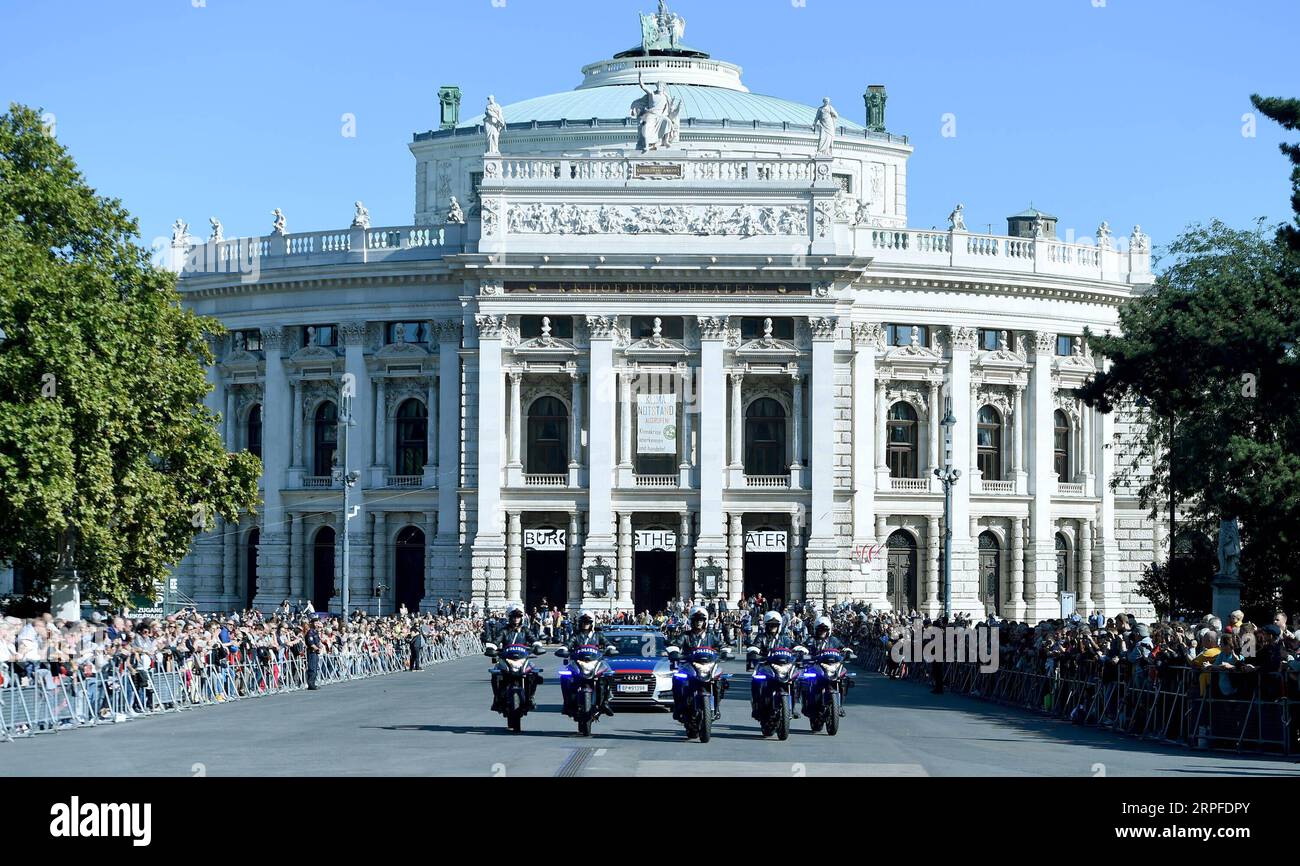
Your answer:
[633,163,684,179]
[504,281,810,295]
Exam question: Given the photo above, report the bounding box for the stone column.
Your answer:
[436,323,461,540]
[372,511,388,613]
[583,316,618,582]
[807,317,841,598]
[225,389,237,450]
[569,370,582,468]
[471,313,507,605]
[875,380,888,488]
[728,513,745,605]
[874,515,889,610]
[257,327,291,595]
[694,317,729,586]
[1011,516,1026,620]
[728,371,744,469]
[789,521,805,604]
[851,324,880,554]
[425,377,437,468]
[507,511,522,604]
[677,512,693,602]
[374,377,387,470]
[289,512,305,599]
[1028,331,1057,619]
[566,512,582,610]
[223,516,238,599]
[947,326,978,613]
[617,511,633,608]
[422,510,437,603]
[790,371,803,469]
[1013,384,1027,493]
[1080,519,1094,615]
[926,516,940,615]
[618,370,633,469]
[508,370,523,468]
[928,379,942,476]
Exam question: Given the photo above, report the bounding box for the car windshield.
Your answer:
[605,633,666,657]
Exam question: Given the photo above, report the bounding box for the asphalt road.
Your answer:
[5,654,1298,777]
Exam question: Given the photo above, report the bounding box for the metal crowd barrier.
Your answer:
[0,630,484,743]
[844,633,1297,756]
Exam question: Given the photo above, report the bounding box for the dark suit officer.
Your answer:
[305,620,323,690]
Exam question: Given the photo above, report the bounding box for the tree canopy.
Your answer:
[0,102,261,606]
[1081,95,1300,614]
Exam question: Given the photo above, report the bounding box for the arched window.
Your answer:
[394,399,428,475]
[313,402,338,477]
[527,396,568,475]
[1053,410,1070,480]
[979,531,1000,615]
[744,397,786,476]
[1055,532,1070,593]
[887,402,919,478]
[246,405,262,460]
[245,527,260,610]
[977,405,1002,481]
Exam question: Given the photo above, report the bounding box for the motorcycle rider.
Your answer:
[749,610,802,719]
[487,603,540,712]
[800,615,847,717]
[671,606,727,721]
[561,610,615,717]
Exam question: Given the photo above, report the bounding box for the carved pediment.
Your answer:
[376,341,429,360]
[513,335,577,355]
[221,349,261,371]
[289,344,340,364]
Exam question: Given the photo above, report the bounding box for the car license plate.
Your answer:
[618,683,649,693]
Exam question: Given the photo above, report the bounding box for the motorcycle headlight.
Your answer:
[819,661,843,678]
[504,656,527,673]
[691,660,717,678]
[769,661,793,681]
[576,658,600,677]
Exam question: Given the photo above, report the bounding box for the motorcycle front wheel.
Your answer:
[826,691,841,736]
[698,702,712,743]
[578,717,591,736]
[776,695,791,741]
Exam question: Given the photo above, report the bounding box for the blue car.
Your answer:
[599,627,674,708]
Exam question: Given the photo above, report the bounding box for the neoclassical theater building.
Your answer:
[163,5,1160,620]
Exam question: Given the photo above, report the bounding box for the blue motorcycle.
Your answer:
[800,647,856,735]
[485,640,545,733]
[667,645,732,743]
[555,643,616,737]
[750,646,806,740]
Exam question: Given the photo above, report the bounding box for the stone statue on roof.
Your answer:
[640,0,685,52]
[632,72,678,151]
[814,98,838,156]
[483,95,505,155]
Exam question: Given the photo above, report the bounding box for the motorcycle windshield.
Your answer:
[816,650,844,664]
[572,647,602,663]
[766,649,795,665]
[501,645,530,661]
[688,647,719,664]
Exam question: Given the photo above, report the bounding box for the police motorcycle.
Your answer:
[748,611,806,741]
[667,607,733,743]
[554,612,618,737]
[799,616,856,736]
[484,604,546,733]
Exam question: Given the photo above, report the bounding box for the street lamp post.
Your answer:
[933,409,960,621]
[332,381,360,617]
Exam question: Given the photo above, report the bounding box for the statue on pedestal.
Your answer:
[483,95,505,155]
[1217,517,1241,579]
[948,203,967,232]
[631,73,678,151]
[351,201,371,230]
[814,98,838,156]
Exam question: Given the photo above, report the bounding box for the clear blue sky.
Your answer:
[3,0,1296,256]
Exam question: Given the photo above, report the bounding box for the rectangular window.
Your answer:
[304,325,337,348]
[235,329,262,352]
[740,317,794,340]
[387,322,429,344]
[833,173,853,194]
[630,316,683,340]
[1056,335,1074,356]
[886,324,929,347]
[520,315,573,339]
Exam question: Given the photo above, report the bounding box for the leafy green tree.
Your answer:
[1080,96,1300,615]
[0,103,260,608]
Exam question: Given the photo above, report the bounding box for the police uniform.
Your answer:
[488,621,540,711]
[305,626,323,690]
[671,626,727,721]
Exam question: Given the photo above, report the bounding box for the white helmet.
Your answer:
[506,603,524,619]
[688,605,708,622]
[578,609,595,625]
[814,615,832,634]
[763,611,782,627]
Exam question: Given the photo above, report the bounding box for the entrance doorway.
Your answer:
[886,530,918,614]
[524,549,565,613]
[313,526,336,612]
[245,528,260,610]
[978,531,1000,617]
[395,526,426,613]
[633,550,674,615]
[743,552,786,608]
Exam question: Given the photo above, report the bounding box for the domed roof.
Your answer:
[455,3,864,134]
[460,84,864,132]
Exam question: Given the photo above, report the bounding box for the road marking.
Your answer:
[555,747,597,777]
[633,761,930,777]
